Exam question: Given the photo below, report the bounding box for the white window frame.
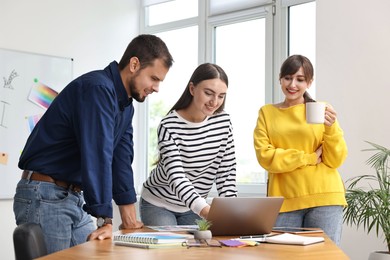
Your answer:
[206,5,273,197]
[135,0,316,197]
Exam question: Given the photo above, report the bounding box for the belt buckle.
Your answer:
[69,184,81,193]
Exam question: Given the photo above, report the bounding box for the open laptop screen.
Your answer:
[207,197,284,236]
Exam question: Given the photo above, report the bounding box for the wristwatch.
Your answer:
[96,217,112,228]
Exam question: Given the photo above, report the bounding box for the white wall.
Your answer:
[2,0,390,259]
[0,0,139,259]
[317,0,390,259]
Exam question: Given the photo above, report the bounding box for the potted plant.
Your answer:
[343,141,390,260]
[193,219,213,240]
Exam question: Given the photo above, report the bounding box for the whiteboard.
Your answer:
[0,48,73,199]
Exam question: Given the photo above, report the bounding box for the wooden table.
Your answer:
[37,228,349,260]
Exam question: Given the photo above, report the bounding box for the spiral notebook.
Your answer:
[113,232,192,245]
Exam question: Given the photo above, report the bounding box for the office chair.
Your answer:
[13,222,48,260]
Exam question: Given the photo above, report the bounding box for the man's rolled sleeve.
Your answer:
[83,203,113,218]
[113,188,137,205]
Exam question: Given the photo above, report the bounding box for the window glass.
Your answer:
[148,26,198,171]
[147,0,198,26]
[289,1,316,97]
[215,18,267,184]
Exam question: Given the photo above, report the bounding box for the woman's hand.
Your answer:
[324,104,337,127]
[200,205,210,219]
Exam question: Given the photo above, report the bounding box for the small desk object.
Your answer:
[37,228,349,260]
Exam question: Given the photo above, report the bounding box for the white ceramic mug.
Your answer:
[306,102,326,124]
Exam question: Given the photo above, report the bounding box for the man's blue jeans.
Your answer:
[13,178,95,254]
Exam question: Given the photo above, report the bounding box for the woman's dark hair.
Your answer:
[168,63,229,114]
[279,54,315,103]
[118,34,174,70]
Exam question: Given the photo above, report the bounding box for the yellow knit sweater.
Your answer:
[253,103,347,212]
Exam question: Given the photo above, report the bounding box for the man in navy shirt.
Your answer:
[14,34,173,254]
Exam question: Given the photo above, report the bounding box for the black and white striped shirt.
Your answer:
[141,110,237,215]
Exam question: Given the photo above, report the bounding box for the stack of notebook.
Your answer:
[113,232,193,249]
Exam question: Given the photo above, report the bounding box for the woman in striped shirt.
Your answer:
[140,63,237,225]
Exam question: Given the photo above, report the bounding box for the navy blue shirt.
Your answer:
[19,61,137,218]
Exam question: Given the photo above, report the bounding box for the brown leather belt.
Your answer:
[22,170,82,193]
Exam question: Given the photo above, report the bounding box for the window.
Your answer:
[137,0,316,196]
[215,19,267,184]
[288,1,316,97]
[147,0,197,26]
[148,27,199,166]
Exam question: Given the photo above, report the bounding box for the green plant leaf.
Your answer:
[195,219,212,231]
[343,141,390,252]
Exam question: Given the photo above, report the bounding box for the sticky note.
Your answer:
[0,152,9,165]
[219,239,248,247]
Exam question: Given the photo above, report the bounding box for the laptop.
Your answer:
[207,197,284,236]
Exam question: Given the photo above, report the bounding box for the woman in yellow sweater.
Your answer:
[253,55,347,245]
